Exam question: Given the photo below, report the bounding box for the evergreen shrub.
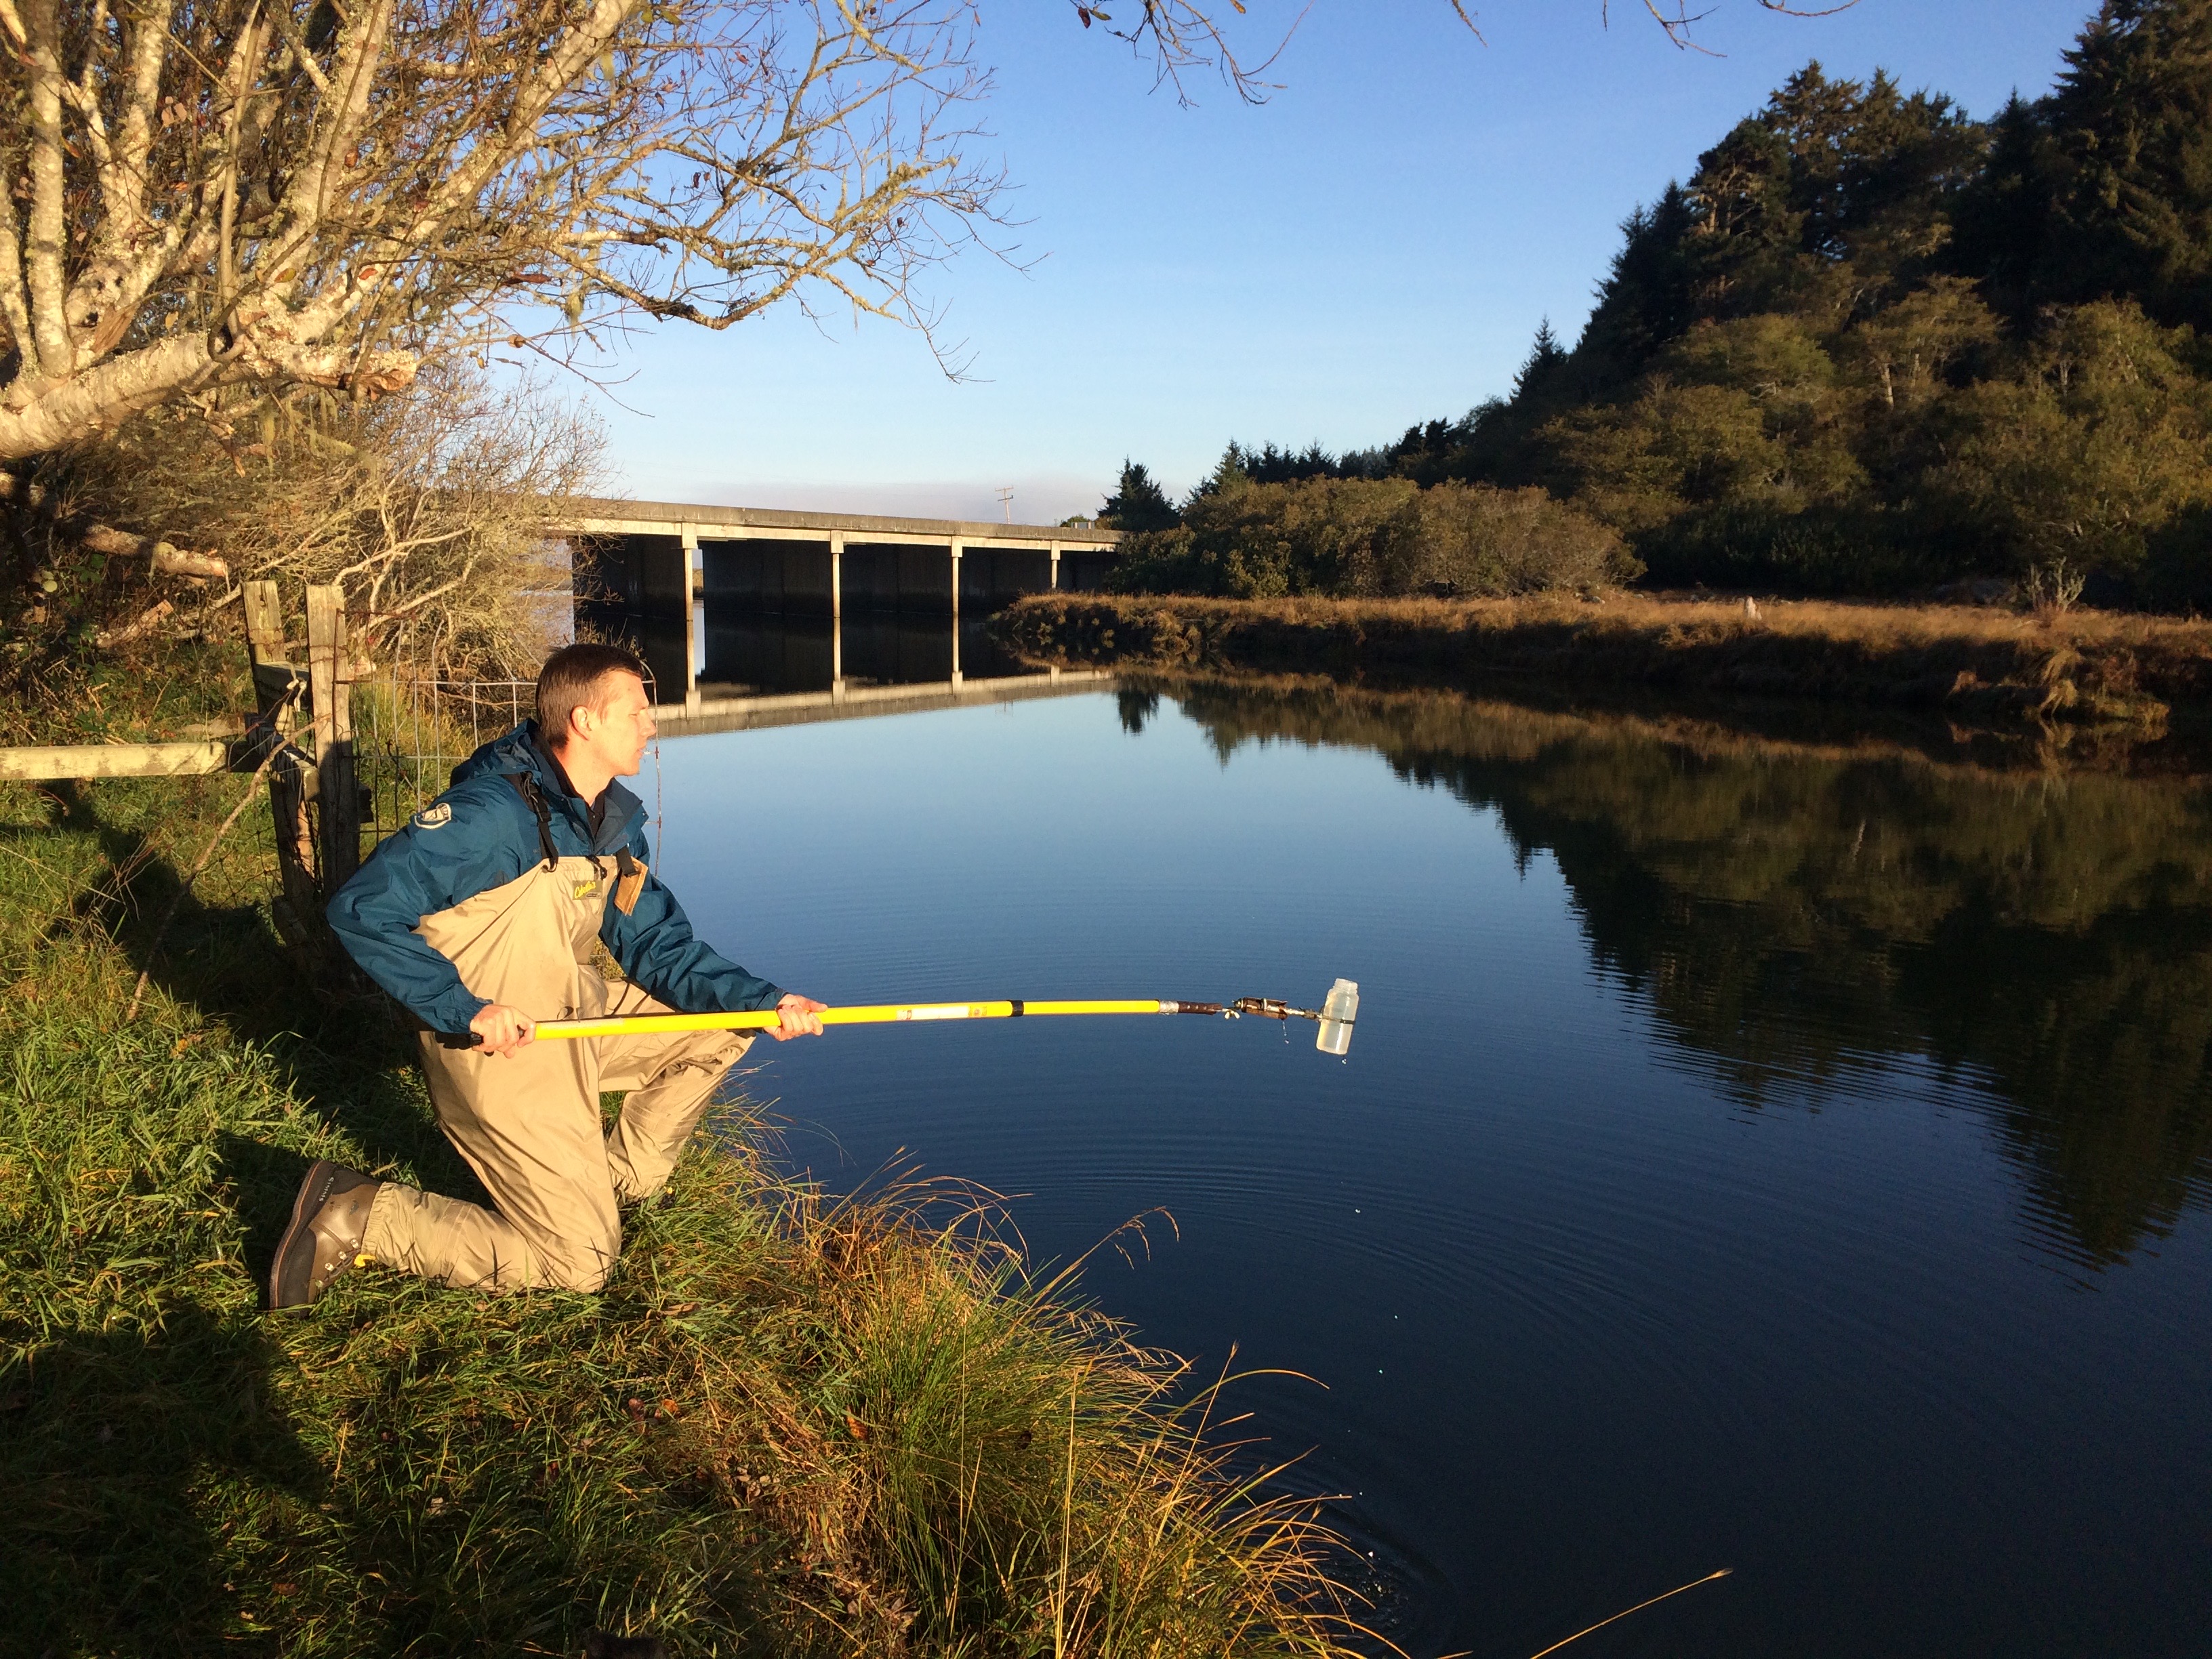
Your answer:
[1109,475,1634,600]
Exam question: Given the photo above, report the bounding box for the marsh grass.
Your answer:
[997,590,2212,728]
[0,759,1370,1656]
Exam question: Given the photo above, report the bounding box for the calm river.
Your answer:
[648,672,2211,1659]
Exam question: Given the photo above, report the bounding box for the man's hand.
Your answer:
[768,993,828,1041]
[470,1003,537,1057]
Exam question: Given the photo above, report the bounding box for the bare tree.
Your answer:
[0,0,1000,464]
[47,363,603,670]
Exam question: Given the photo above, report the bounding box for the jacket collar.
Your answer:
[453,721,644,853]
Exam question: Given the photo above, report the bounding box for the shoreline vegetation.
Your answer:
[994,591,2212,731]
[0,668,1371,1656]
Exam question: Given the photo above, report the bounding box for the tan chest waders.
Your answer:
[360,851,754,1292]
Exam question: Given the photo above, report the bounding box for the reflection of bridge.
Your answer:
[556,498,1123,714]
[639,666,1119,738]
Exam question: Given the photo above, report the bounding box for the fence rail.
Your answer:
[0,586,534,966]
[0,740,237,781]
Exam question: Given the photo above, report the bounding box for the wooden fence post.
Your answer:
[243,579,320,944]
[306,583,361,897]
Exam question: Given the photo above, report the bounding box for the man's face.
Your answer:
[570,670,655,779]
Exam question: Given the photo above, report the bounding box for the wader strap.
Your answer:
[507,775,559,870]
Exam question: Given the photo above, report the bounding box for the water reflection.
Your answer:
[592,604,1042,697]
[1145,674,2212,1268]
[699,607,1035,693]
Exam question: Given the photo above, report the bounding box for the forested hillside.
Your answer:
[1113,0,2212,607]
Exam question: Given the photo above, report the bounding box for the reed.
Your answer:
[0,763,1370,1656]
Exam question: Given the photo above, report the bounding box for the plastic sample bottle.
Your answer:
[1316,978,1359,1056]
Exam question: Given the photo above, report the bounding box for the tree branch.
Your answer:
[22,0,73,374]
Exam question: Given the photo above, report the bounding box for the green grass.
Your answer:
[0,763,1367,1658]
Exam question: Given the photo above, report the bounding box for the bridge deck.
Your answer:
[556,497,1120,550]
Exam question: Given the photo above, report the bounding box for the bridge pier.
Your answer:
[681,523,701,715]
[830,531,845,699]
[949,539,963,687]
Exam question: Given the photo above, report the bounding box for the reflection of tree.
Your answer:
[1165,677,2212,1267]
[1116,688,1162,736]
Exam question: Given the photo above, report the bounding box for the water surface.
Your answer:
[652,676,2212,1658]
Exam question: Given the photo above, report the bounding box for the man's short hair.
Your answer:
[536,642,650,750]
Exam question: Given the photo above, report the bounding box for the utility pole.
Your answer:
[996,485,1014,523]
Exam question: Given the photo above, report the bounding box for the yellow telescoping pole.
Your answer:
[533,999,1175,1041]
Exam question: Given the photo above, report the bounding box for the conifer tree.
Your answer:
[1180,442,1261,505]
[1572,186,1704,386]
[1950,93,2060,320]
[1100,459,1183,531]
[1513,321,1570,403]
[2041,0,2212,331]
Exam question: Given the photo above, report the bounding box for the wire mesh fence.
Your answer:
[353,662,533,846]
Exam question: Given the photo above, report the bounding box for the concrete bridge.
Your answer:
[556,498,1123,714]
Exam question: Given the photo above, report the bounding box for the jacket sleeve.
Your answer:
[327,782,530,1034]
[602,823,783,1015]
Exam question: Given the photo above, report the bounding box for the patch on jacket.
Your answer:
[413,803,453,830]
[571,876,602,901]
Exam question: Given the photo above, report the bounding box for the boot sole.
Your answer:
[268,1158,340,1311]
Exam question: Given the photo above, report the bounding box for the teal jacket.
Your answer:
[327,722,782,1035]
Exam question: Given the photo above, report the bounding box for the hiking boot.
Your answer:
[268,1160,382,1310]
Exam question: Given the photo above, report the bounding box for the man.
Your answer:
[270,642,825,1309]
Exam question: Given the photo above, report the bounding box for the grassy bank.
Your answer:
[994,592,2212,727]
[1,744,1361,1653]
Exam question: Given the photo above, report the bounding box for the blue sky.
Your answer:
[594,0,2101,523]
